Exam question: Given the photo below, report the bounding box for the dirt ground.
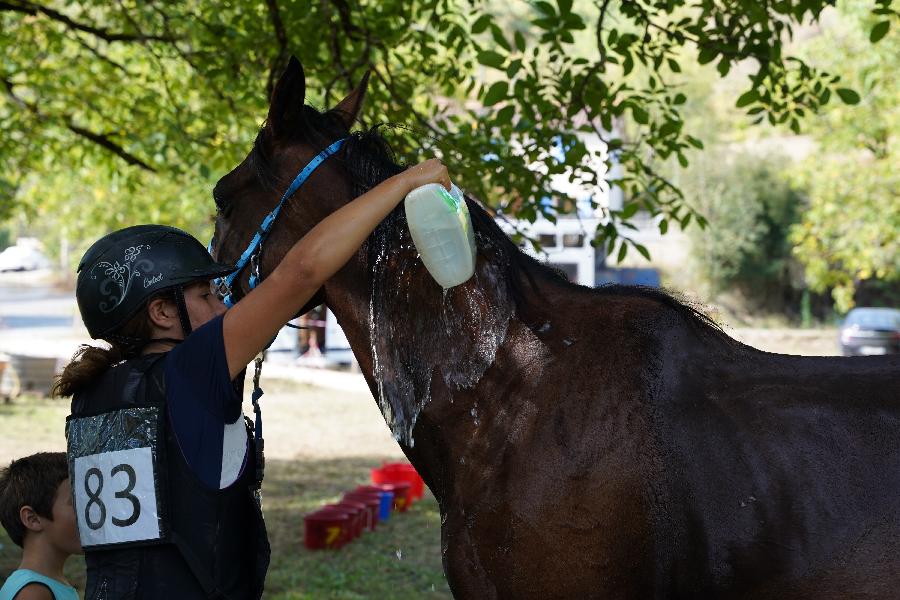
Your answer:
[726,327,839,356]
[0,379,404,463]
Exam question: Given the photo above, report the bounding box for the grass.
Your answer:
[263,458,450,599]
[0,386,452,599]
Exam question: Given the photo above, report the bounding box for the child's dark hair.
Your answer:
[0,452,69,547]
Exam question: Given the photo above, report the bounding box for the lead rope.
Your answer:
[251,353,265,505]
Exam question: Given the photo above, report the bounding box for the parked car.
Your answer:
[0,244,51,272]
[839,307,900,356]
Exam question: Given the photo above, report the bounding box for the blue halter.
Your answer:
[210,137,347,307]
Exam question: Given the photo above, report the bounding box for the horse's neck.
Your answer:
[327,248,516,428]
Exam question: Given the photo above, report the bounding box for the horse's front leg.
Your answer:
[441,509,499,600]
[441,509,500,600]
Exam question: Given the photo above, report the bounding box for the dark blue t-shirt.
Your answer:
[165,314,248,490]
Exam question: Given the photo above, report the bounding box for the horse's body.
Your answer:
[212,58,900,598]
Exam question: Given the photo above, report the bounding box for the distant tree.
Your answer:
[1,0,896,260]
[788,1,899,312]
[680,151,803,311]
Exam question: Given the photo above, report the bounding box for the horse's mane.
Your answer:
[251,103,723,334]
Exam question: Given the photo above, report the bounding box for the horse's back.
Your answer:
[651,333,900,596]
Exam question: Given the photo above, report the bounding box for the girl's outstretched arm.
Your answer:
[222,159,450,378]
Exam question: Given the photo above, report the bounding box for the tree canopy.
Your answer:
[1,0,896,266]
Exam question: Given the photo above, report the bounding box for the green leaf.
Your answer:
[477,50,506,69]
[600,112,612,131]
[634,243,651,261]
[716,57,730,76]
[658,219,668,234]
[496,105,516,125]
[698,47,717,65]
[557,0,573,15]
[621,202,639,218]
[483,81,509,106]
[617,242,628,263]
[631,105,649,125]
[836,87,860,104]
[677,152,689,168]
[736,89,759,108]
[673,93,687,105]
[472,15,491,34]
[490,24,512,51]
[870,20,890,43]
[617,33,638,48]
[506,58,523,78]
[515,30,526,52]
[667,58,681,73]
[534,1,556,17]
[659,120,679,137]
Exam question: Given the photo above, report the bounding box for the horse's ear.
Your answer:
[267,56,306,135]
[331,71,370,130]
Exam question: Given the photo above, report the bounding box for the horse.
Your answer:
[210,57,900,599]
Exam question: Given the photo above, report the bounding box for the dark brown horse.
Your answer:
[211,57,900,599]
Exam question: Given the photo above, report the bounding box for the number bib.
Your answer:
[67,406,168,549]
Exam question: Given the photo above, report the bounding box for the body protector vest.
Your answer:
[66,354,270,600]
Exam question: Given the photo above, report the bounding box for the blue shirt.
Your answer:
[0,569,79,600]
[165,314,248,490]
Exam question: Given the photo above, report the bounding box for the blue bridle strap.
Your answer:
[210,137,346,307]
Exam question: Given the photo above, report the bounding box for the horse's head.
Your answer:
[211,56,519,446]
[210,56,374,311]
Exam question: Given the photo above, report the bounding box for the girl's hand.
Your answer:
[400,158,451,194]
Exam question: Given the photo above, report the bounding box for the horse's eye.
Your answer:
[213,187,223,210]
[212,185,228,212]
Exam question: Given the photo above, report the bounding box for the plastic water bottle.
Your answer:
[404,183,476,289]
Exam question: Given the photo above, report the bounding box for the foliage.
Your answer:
[680,151,803,307]
[0,0,897,262]
[791,158,899,313]
[788,1,900,312]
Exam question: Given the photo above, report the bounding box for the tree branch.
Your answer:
[2,77,156,172]
[265,0,290,99]
[2,0,175,43]
[69,32,132,74]
[572,0,612,118]
[371,64,442,137]
[64,121,156,171]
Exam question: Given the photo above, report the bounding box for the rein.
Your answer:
[210,137,347,307]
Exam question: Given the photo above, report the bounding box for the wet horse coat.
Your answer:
[211,57,900,599]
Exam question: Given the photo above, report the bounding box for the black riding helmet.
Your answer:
[76,224,236,341]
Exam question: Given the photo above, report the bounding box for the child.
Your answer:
[0,453,82,600]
